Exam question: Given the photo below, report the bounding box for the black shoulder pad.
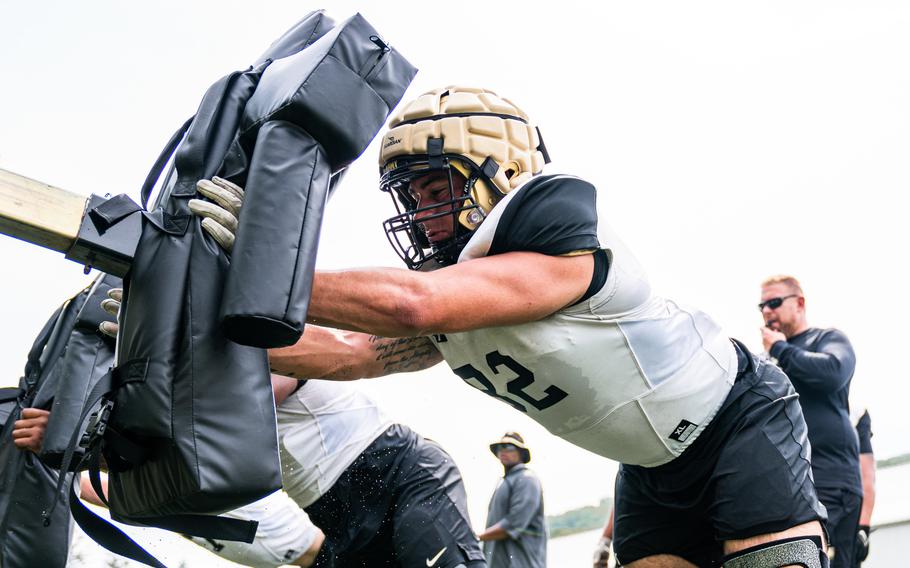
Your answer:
[489,175,600,257]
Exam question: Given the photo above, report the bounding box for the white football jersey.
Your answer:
[433,175,737,467]
[277,380,392,507]
[187,382,392,566]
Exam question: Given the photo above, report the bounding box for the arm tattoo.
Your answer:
[369,335,441,374]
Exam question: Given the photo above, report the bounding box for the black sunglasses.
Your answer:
[758,294,798,311]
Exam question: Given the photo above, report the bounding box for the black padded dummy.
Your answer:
[66,10,415,567]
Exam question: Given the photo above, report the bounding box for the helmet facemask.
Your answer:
[380,153,501,270]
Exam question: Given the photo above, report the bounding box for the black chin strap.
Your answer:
[429,227,473,268]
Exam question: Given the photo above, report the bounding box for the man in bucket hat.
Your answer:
[479,432,546,568]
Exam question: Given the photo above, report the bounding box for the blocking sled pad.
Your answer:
[60,10,416,567]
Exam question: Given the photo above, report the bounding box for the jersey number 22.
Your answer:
[453,351,568,413]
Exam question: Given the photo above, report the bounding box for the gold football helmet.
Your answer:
[379,86,549,269]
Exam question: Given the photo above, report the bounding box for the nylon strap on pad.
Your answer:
[112,512,259,543]
[69,482,167,568]
[104,425,152,468]
[140,115,195,209]
[723,536,824,568]
[0,387,19,403]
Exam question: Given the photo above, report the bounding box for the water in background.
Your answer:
[547,528,608,567]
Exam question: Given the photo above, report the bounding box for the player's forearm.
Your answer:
[602,508,614,540]
[79,473,108,508]
[307,268,433,337]
[269,327,378,380]
[309,253,592,336]
[291,529,325,568]
[478,523,510,542]
[859,454,876,524]
[269,326,442,380]
[774,345,854,391]
[859,495,875,526]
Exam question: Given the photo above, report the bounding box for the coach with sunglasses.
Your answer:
[759,275,861,568]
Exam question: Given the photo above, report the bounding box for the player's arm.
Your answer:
[770,330,856,392]
[855,450,875,562]
[306,250,593,337]
[601,507,614,540]
[859,452,875,525]
[13,409,111,473]
[79,472,108,508]
[95,272,442,382]
[478,523,510,542]
[593,507,614,567]
[856,410,876,526]
[294,531,325,568]
[191,177,596,337]
[269,325,443,380]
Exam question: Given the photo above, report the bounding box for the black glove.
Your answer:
[855,524,870,562]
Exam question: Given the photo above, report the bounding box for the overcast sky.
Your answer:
[2,1,909,562]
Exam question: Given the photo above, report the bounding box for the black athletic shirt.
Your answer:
[770,327,861,494]
[855,410,873,455]
[487,175,600,257]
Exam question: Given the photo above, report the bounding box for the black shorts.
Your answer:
[613,341,827,567]
[306,424,485,568]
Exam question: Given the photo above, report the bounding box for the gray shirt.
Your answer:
[483,464,547,568]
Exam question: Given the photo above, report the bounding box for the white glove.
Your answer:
[98,288,122,338]
[188,177,245,252]
[593,536,611,567]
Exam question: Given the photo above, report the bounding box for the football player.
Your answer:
[114,287,483,567]
[193,87,830,567]
[68,374,482,568]
[15,286,484,568]
[15,374,483,568]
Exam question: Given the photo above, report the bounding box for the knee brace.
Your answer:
[723,535,828,568]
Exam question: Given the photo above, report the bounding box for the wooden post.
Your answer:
[0,168,88,253]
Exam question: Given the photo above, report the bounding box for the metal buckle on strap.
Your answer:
[80,399,114,449]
